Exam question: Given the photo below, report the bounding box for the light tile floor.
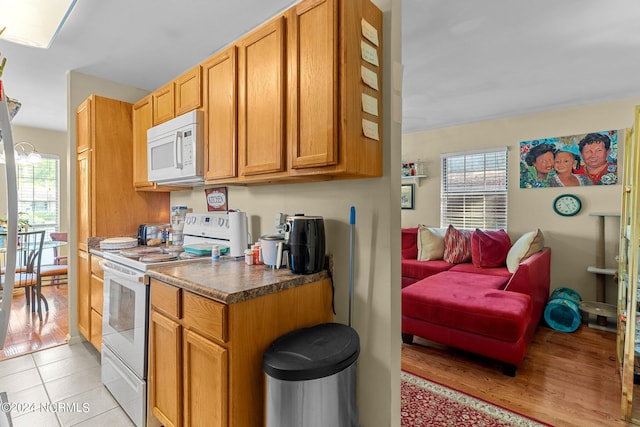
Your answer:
[0,342,134,427]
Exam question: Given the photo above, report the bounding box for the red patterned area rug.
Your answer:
[401,371,550,426]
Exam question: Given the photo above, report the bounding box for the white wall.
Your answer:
[402,96,640,304]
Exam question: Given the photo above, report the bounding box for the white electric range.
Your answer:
[99,211,249,427]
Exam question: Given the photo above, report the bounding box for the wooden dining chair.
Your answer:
[0,230,48,320]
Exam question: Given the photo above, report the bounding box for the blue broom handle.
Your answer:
[349,206,355,327]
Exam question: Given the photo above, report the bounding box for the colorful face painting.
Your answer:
[519,130,619,189]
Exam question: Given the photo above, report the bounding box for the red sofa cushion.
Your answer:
[449,263,512,278]
[402,280,531,342]
[420,270,510,290]
[471,229,511,268]
[402,227,419,260]
[402,259,454,281]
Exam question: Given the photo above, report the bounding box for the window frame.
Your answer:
[16,154,61,239]
[440,147,508,231]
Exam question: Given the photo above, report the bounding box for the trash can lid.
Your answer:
[263,323,360,381]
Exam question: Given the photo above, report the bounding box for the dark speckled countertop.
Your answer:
[146,257,331,305]
[89,237,331,305]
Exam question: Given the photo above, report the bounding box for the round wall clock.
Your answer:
[552,194,582,217]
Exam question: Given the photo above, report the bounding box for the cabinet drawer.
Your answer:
[151,279,181,319]
[90,255,104,279]
[183,291,227,342]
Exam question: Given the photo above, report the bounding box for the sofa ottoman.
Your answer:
[402,278,531,343]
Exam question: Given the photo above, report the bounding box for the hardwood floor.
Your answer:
[0,284,68,360]
[402,324,630,426]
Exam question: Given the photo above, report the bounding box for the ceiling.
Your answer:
[1,0,640,135]
[402,0,640,133]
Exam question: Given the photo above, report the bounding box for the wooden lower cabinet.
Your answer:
[77,250,90,340]
[183,329,228,427]
[89,309,102,350]
[149,309,182,427]
[148,277,333,427]
[78,252,104,351]
[89,255,104,351]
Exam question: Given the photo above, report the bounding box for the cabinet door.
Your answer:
[149,309,183,427]
[77,250,90,340]
[89,309,102,351]
[288,0,338,169]
[153,82,175,125]
[76,150,91,252]
[132,96,156,190]
[183,329,228,427]
[203,47,238,181]
[76,98,92,153]
[175,66,202,116]
[238,17,286,176]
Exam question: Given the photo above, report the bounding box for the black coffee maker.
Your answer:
[284,215,325,274]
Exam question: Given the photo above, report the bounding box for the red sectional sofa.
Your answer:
[401,227,551,376]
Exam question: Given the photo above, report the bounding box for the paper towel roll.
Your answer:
[228,211,249,258]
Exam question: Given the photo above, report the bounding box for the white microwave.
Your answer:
[147,110,204,186]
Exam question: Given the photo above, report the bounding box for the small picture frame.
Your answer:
[205,187,228,211]
[401,184,415,210]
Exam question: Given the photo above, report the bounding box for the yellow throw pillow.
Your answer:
[506,229,545,273]
[417,225,446,261]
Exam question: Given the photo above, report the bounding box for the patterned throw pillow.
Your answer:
[443,225,472,264]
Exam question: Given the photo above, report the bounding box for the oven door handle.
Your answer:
[99,260,144,283]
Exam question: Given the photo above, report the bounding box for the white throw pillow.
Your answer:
[417,225,446,261]
[506,229,545,273]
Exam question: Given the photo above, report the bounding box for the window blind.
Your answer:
[16,155,60,238]
[440,149,508,231]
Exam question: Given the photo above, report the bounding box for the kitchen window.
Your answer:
[16,155,60,237]
[440,148,508,231]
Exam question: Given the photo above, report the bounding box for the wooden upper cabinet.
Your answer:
[76,150,91,251]
[75,94,170,239]
[338,0,383,177]
[288,0,338,169]
[203,46,237,181]
[153,82,175,125]
[238,16,286,177]
[153,66,201,126]
[175,66,202,116]
[76,98,92,153]
[287,0,383,179]
[132,96,155,189]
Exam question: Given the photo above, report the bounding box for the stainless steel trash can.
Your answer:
[263,322,360,427]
